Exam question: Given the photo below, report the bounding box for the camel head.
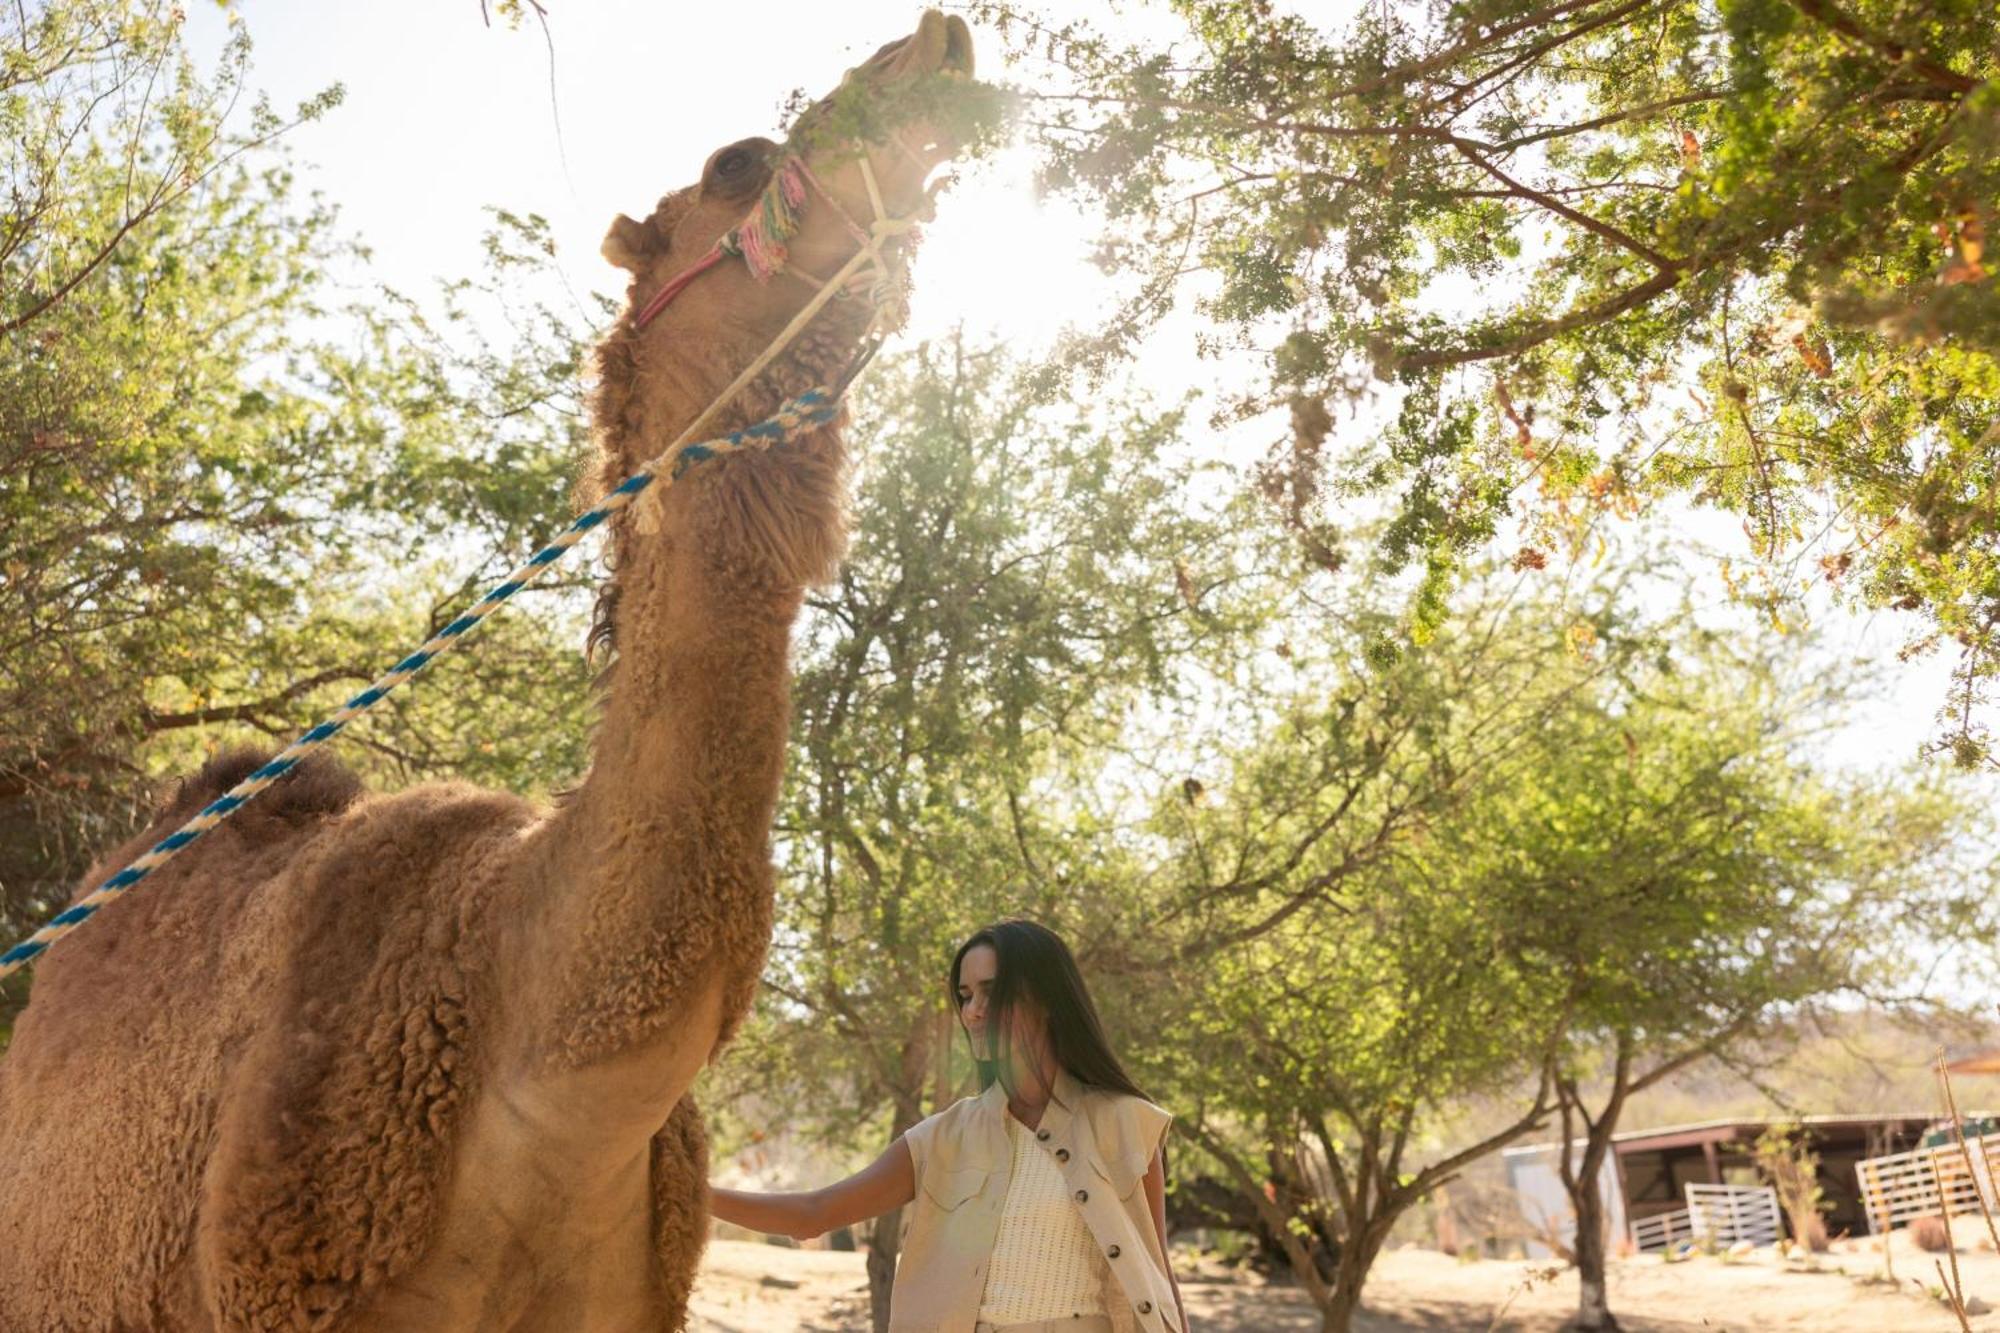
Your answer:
[599,10,978,386]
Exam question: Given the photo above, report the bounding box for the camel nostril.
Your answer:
[942,17,974,76]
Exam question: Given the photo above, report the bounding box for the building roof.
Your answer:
[1504,1112,1963,1158]
[1947,1050,2000,1075]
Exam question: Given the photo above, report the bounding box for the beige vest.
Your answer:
[890,1072,1179,1333]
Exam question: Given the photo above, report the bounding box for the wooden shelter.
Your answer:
[1507,1113,1971,1249]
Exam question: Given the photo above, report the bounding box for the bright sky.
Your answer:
[183,1,1974,780]
[184,1,1119,351]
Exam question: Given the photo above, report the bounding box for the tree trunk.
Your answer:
[1321,1284,1359,1333]
[867,1205,902,1333]
[1556,1049,1632,1333]
[1567,1180,1621,1331]
[1319,1224,1386,1333]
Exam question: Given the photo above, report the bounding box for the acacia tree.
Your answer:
[1112,576,1652,1333]
[982,0,2000,762]
[713,337,1239,1330]
[1121,564,1993,1333]
[1141,891,1562,1333]
[1444,638,1994,1329]
[1,1,610,1030]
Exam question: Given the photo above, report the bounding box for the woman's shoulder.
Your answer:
[902,1091,989,1151]
[901,1091,1001,1180]
[912,1092,988,1134]
[1073,1084,1173,1151]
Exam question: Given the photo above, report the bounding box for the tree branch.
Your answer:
[1449,136,1677,269]
[1397,266,1684,372]
[137,667,372,732]
[1493,89,1730,151]
[1784,0,1979,94]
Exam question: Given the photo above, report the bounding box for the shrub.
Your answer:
[1754,1124,1831,1253]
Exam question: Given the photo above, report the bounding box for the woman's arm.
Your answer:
[709,1136,916,1241]
[1143,1148,1189,1331]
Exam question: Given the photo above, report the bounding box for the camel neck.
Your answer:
[518,346,849,1083]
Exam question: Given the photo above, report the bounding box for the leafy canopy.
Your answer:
[982,0,1999,762]
[1,2,607,1023]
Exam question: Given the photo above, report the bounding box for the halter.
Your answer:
[624,143,940,534]
[631,150,918,331]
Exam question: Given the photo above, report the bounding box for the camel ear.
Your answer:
[601,213,656,272]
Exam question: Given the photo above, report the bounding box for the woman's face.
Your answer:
[956,943,1046,1071]
[955,944,998,1048]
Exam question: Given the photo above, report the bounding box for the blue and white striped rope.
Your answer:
[0,387,841,981]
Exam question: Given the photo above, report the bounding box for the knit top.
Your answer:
[975,1114,1109,1324]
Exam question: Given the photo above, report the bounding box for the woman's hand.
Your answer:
[709,1136,916,1241]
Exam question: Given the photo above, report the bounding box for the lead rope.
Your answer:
[0,150,934,981]
[0,393,842,980]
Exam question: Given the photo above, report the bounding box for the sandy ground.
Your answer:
[688,1231,2000,1332]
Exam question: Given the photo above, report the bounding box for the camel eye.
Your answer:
[704,138,776,196]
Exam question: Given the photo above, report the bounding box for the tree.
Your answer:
[1140,885,1562,1333]
[1418,625,1993,1329]
[712,335,1233,1330]
[1118,575,1642,1333]
[1,2,608,1028]
[981,0,2000,762]
[1117,557,1993,1333]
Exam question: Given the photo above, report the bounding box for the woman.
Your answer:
[710,920,1186,1333]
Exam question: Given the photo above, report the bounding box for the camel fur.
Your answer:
[0,12,973,1330]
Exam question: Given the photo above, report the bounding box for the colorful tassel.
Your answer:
[722,157,809,280]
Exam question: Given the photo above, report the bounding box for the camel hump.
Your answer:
[49,744,366,929]
[162,745,364,830]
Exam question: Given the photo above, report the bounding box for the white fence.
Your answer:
[1628,1185,1775,1253]
[1854,1134,1999,1234]
[1686,1183,1782,1247]
[1630,1208,1693,1253]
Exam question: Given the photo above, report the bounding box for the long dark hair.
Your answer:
[949,919,1149,1101]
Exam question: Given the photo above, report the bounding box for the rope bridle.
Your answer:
[623,146,936,534]
[632,143,930,331]
[0,137,942,980]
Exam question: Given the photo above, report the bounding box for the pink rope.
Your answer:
[632,246,726,329]
[633,157,819,331]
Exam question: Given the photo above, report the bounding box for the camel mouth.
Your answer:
[862,10,976,84]
[783,12,981,183]
[893,13,976,164]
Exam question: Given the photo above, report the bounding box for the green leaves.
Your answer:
[1105,556,1992,1326]
[995,0,1999,762]
[0,2,598,1020]
[717,335,1234,1153]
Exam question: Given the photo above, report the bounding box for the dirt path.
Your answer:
[688,1235,2000,1331]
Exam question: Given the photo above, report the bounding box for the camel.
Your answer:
[0,12,974,1330]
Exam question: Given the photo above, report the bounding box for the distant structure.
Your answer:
[1504,1114,1954,1255]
